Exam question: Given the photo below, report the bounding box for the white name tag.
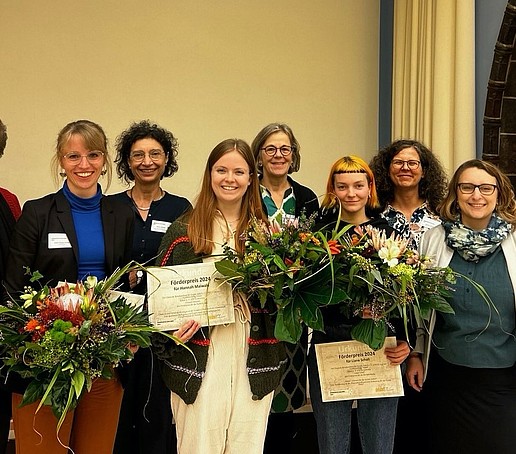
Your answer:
[48,233,72,249]
[420,216,441,230]
[151,220,171,234]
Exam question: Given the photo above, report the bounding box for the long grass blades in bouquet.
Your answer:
[215,213,349,343]
[334,225,456,350]
[0,262,180,439]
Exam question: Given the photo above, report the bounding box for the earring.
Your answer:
[101,168,107,176]
[59,170,66,178]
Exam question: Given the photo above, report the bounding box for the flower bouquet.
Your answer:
[0,263,175,433]
[215,214,348,343]
[334,224,456,350]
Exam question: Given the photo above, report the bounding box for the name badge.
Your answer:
[48,233,72,249]
[420,216,441,230]
[151,220,171,234]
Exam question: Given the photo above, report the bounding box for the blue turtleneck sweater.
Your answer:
[62,182,106,280]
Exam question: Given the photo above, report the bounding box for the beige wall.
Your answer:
[0,0,379,205]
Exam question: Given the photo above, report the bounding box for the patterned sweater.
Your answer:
[152,220,287,404]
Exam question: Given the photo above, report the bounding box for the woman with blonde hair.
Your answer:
[153,138,287,453]
[5,119,134,453]
[309,156,410,454]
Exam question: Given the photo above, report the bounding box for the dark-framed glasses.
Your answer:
[261,145,293,156]
[457,183,497,195]
[391,159,421,170]
[63,150,104,164]
[129,149,166,162]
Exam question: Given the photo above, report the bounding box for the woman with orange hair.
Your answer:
[308,156,410,454]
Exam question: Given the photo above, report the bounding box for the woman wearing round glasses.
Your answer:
[369,139,448,453]
[5,119,134,453]
[109,120,191,454]
[251,123,319,453]
[369,139,448,248]
[406,159,516,454]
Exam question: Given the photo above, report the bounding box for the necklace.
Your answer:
[129,187,164,211]
[215,212,239,243]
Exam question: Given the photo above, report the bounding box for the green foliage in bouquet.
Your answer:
[334,224,456,350]
[0,263,176,434]
[215,214,349,343]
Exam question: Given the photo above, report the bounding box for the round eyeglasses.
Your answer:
[129,150,166,162]
[62,151,104,164]
[457,183,497,195]
[391,159,421,170]
[261,145,293,157]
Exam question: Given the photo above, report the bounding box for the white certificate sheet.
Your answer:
[146,262,234,330]
[314,337,404,402]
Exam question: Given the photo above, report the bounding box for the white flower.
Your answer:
[378,238,401,267]
[58,293,83,312]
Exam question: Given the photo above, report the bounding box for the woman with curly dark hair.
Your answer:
[369,139,447,248]
[109,120,191,454]
[370,139,448,454]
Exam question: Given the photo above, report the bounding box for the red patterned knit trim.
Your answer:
[190,338,211,347]
[248,337,280,346]
[249,307,270,314]
[160,236,190,266]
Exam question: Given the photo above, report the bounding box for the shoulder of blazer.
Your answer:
[23,190,69,214]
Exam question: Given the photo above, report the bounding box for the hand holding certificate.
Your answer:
[146,262,234,331]
[314,337,404,402]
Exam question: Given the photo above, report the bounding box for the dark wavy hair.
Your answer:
[369,139,447,213]
[115,120,179,184]
[0,119,7,157]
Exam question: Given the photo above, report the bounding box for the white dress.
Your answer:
[171,215,274,454]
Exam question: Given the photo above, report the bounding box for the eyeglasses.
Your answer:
[62,151,104,164]
[457,183,497,195]
[391,159,421,170]
[261,145,293,157]
[129,149,167,162]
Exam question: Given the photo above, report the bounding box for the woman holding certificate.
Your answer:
[308,156,410,454]
[406,160,516,454]
[152,138,287,454]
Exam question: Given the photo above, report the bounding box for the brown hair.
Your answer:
[251,123,301,174]
[439,159,516,227]
[187,138,265,254]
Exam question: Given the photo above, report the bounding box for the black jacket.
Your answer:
[5,189,134,293]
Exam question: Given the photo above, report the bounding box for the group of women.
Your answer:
[1,117,515,454]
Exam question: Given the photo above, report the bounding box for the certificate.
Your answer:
[146,262,234,330]
[314,337,404,402]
